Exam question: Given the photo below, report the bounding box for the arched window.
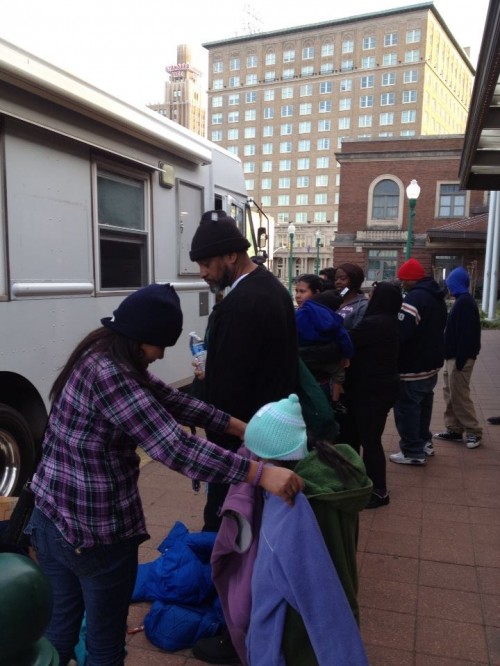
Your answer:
[372,179,399,219]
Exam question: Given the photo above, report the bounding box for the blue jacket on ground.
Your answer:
[444,267,481,370]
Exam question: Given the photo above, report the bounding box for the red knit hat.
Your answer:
[397,258,425,281]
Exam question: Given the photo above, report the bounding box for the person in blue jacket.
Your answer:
[434,266,482,448]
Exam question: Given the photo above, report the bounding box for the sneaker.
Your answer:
[192,632,241,665]
[433,430,463,442]
[487,416,500,425]
[466,435,482,449]
[389,451,426,465]
[365,491,390,509]
[423,441,435,457]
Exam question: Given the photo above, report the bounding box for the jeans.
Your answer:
[28,508,139,666]
[393,375,438,459]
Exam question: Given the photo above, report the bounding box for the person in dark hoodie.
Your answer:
[390,259,448,465]
[341,281,403,508]
[434,266,482,449]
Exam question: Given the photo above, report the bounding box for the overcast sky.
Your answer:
[0,0,490,107]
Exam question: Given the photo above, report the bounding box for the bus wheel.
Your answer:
[0,405,36,497]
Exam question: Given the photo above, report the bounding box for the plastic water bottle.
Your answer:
[189,331,207,373]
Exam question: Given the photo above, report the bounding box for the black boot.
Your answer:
[192,630,241,665]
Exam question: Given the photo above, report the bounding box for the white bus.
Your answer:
[0,39,256,496]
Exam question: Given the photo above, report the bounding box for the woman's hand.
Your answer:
[225,417,246,440]
[192,359,205,381]
[256,464,304,506]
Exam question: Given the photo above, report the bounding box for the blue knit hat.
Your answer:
[245,394,308,461]
[101,283,183,348]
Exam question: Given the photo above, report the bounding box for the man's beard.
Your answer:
[209,267,233,294]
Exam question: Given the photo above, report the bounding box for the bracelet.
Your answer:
[252,460,265,487]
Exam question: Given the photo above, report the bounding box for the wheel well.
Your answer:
[0,372,48,446]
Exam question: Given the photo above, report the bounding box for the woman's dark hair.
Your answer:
[336,263,365,292]
[295,273,325,294]
[50,327,152,403]
[309,437,364,485]
[319,267,337,285]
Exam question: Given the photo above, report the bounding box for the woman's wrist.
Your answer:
[252,460,265,487]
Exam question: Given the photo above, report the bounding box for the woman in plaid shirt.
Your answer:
[27,283,302,666]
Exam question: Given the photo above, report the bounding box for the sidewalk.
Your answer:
[126,329,500,666]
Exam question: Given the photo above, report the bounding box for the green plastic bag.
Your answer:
[296,358,339,442]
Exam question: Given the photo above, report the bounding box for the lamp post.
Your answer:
[315,230,321,275]
[287,223,296,294]
[405,179,421,260]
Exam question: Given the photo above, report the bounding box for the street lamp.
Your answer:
[405,179,421,260]
[287,223,296,294]
[315,230,321,275]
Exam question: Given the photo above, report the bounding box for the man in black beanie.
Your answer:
[190,210,299,662]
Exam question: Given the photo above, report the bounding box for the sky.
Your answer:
[0,0,491,108]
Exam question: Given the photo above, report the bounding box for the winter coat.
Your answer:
[444,267,481,369]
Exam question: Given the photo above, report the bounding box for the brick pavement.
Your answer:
[126,329,500,666]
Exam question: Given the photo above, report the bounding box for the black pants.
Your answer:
[340,390,398,491]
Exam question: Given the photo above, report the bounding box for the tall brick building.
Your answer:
[202,2,474,282]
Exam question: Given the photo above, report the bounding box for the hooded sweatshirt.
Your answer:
[398,277,448,380]
[444,267,481,370]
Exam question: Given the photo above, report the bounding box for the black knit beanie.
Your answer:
[101,283,183,347]
[189,210,250,261]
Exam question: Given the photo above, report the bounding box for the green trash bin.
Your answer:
[0,553,59,665]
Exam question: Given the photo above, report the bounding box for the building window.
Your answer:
[245,109,257,121]
[302,46,314,59]
[278,177,290,188]
[338,117,350,130]
[439,184,466,217]
[244,162,256,173]
[245,179,254,190]
[227,146,239,156]
[405,49,420,63]
[263,107,274,119]
[299,121,312,133]
[300,103,312,115]
[299,139,312,151]
[265,50,276,65]
[379,112,394,126]
[278,195,290,206]
[382,72,396,86]
[283,68,295,79]
[372,179,399,219]
[212,79,223,90]
[318,119,331,131]
[316,174,328,186]
[382,53,397,66]
[279,159,291,170]
[321,42,334,57]
[213,60,223,73]
[297,176,309,188]
[400,129,416,136]
[361,56,376,69]
[319,100,332,113]
[359,114,372,127]
[229,76,240,87]
[261,195,272,207]
[300,84,313,96]
[296,194,309,205]
[381,92,395,106]
[264,90,275,101]
[320,62,334,74]
[315,193,328,204]
[228,111,239,123]
[384,32,398,46]
[363,36,376,50]
[317,157,330,168]
[401,109,416,123]
[280,142,293,153]
[282,86,294,99]
[339,98,352,110]
[261,178,272,189]
[403,90,417,103]
[341,59,354,71]
[342,39,354,53]
[301,65,314,76]
[283,49,295,62]
[212,96,223,108]
[403,69,418,83]
[320,81,333,94]
[281,105,293,117]
[340,78,353,91]
[97,168,149,290]
[212,113,223,124]
[244,144,256,156]
[317,138,330,150]
[229,57,240,70]
[246,74,258,85]
[227,129,239,140]
[263,125,273,137]
[265,70,276,82]
[245,91,257,103]
[280,123,293,135]
[262,143,273,154]
[211,130,222,141]
[367,250,398,281]
[244,127,256,138]
[247,54,258,68]
[406,29,421,43]
[228,94,240,105]
[360,95,374,108]
[360,76,374,88]
[298,157,310,169]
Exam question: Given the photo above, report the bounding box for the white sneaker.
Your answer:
[423,441,435,456]
[389,451,426,465]
[466,435,481,449]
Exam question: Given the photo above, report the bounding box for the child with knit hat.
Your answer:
[208,393,371,666]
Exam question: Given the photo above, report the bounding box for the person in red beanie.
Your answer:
[390,259,448,465]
